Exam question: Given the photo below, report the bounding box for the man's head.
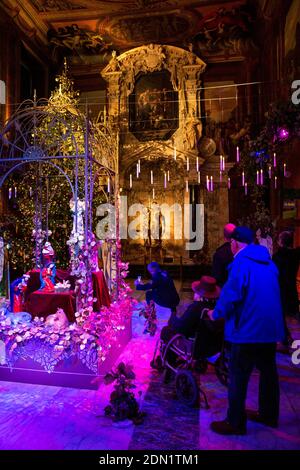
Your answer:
[278,231,293,248]
[224,223,236,242]
[147,261,161,276]
[230,226,254,256]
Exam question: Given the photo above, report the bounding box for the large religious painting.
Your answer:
[129,70,178,141]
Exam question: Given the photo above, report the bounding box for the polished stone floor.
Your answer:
[0,286,299,450]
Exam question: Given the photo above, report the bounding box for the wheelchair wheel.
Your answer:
[150,355,163,371]
[214,351,229,387]
[175,370,199,407]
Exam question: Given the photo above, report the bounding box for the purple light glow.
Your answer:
[278,127,289,141]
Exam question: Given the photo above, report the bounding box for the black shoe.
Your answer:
[210,419,246,435]
[246,409,278,428]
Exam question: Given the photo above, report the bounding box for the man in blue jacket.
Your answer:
[208,226,285,435]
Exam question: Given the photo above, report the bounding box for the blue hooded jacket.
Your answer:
[212,244,285,343]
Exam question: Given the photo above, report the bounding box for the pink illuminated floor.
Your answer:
[0,285,299,450]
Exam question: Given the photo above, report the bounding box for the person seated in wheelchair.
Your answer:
[161,275,221,344]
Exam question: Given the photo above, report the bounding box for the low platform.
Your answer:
[0,317,132,390]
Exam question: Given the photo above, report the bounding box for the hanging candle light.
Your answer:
[14,186,17,198]
[283,162,287,177]
[256,170,260,185]
[196,157,199,173]
[228,177,231,189]
[186,180,189,192]
[236,146,240,163]
[274,176,278,189]
[150,170,153,185]
[197,172,201,184]
[152,187,155,199]
[186,157,190,172]
[268,165,272,179]
[173,146,177,161]
[8,187,12,200]
[136,163,139,178]
[107,177,110,193]
[220,155,223,172]
[138,159,141,173]
[273,152,277,168]
[130,173,133,189]
[29,186,33,197]
[167,170,170,182]
[260,169,264,185]
[242,171,245,186]
[164,172,167,189]
[244,182,248,195]
[210,176,214,192]
[206,175,210,191]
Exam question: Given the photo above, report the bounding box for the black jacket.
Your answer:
[136,271,180,309]
[170,299,216,338]
[212,241,234,286]
[273,247,300,316]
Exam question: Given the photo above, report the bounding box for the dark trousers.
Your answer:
[227,343,279,429]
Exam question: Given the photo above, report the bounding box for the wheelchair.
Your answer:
[150,309,229,407]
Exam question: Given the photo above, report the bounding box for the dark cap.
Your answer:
[231,226,254,245]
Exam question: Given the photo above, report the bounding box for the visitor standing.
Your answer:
[207,226,285,435]
[212,223,236,286]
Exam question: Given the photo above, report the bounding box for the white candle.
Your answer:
[196,157,199,173]
[210,176,214,192]
[236,146,240,163]
[152,188,155,199]
[173,146,177,161]
[164,172,167,189]
[8,187,12,199]
[14,186,17,198]
[167,170,170,182]
[29,186,33,197]
[206,175,209,191]
[136,163,139,178]
[107,177,110,193]
[138,159,141,173]
[242,171,245,186]
[197,171,201,184]
[260,169,264,185]
[220,155,223,172]
[186,157,189,172]
[256,170,260,185]
[130,173,132,188]
[186,180,189,192]
[150,170,153,185]
[283,163,287,177]
[228,177,231,189]
[274,176,278,189]
[245,182,248,195]
[268,165,272,179]
[273,152,277,168]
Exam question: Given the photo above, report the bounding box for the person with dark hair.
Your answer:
[207,226,285,435]
[135,262,180,313]
[212,223,236,286]
[272,231,300,338]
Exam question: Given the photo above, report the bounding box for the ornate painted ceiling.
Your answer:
[1,0,256,63]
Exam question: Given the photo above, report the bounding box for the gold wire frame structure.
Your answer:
[0,74,121,302]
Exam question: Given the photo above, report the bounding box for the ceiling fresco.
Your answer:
[1,0,256,63]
